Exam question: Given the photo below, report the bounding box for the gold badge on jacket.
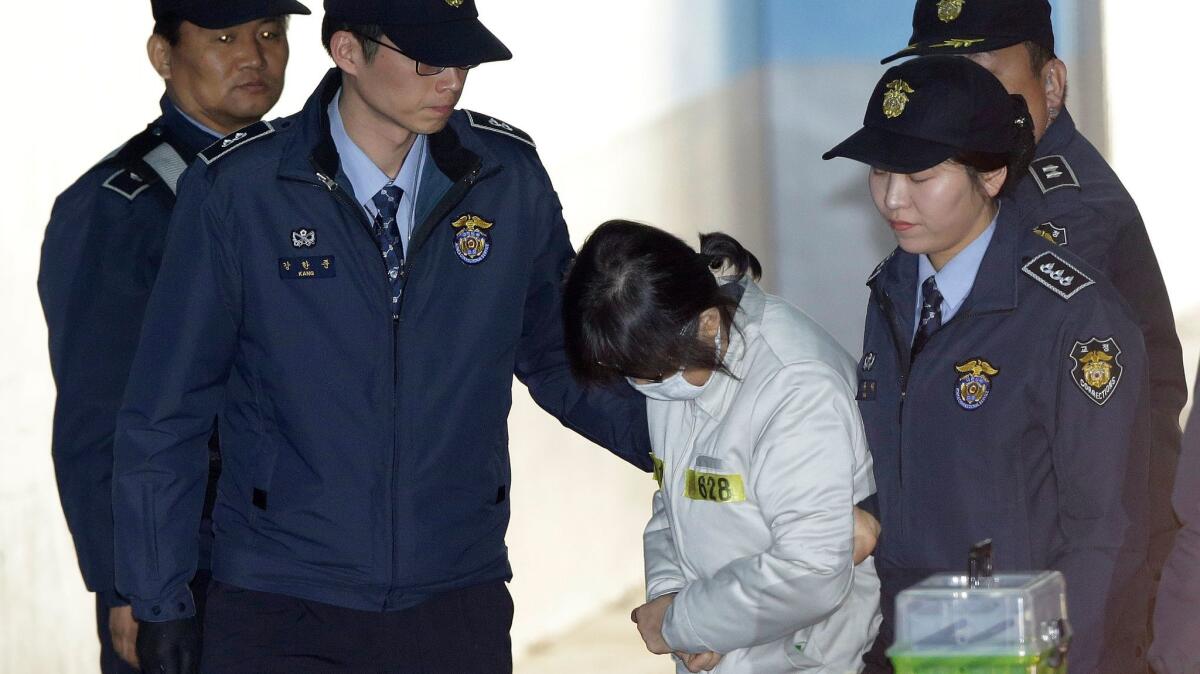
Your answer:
[955,358,998,410]
[452,214,493,265]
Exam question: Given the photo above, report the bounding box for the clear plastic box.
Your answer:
[888,571,1070,674]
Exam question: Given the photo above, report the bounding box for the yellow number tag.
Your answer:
[684,470,746,503]
[651,454,665,487]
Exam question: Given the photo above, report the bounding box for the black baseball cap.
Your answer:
[822,56,1028,174]
[152,0,312,30]
[880,0,1054,64]
[324,0,512,67]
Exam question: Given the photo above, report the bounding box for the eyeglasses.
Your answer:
[354,33,478,76]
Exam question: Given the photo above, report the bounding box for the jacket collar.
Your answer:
[278,69,485,190]
[872,200,1023,321]
[1035,107,1076,156]
[693,278,762,421]
[156,95,222,159]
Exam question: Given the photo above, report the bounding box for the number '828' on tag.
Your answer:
[684,469,746,503]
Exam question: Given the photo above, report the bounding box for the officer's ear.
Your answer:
[978,167,1008,199]
[147,33,173,81]
[1041,58,1067,119]
[329,30,366,77]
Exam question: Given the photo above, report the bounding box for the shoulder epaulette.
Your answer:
[101,167,158,200]
[1029,155,1080,194]
[866,249,896,284]
[464,110,536,149]
[199,121,275,165]
[1021,250,1093,300]
[100,125,188,201]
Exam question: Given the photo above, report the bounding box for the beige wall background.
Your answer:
[2,2,1197,672]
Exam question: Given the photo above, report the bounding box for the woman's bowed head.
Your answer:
[562,219,761,394]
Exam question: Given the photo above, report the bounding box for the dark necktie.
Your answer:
[911,275,943,359]
[371,185,404,318]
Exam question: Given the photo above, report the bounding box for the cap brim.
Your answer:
[383,19,512,67]
[822,125,959,174]
[185,1,312,30]
[879,35,1023,64]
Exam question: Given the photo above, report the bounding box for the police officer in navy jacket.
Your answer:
[882,0,1188,631]
[112,1,652,671]
[36,1,309,671]
[825,55,1152,674]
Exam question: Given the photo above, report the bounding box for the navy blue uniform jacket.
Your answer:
[38,98,218,605]
[859,204,1151,674]
[112,70,652,621]
[1016,109,1186,572]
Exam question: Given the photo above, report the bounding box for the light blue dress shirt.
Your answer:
[913,209,999,336]
[327,89,427,252]
[172,102,223,140]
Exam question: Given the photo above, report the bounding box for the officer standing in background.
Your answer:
[1151,369,1200,674]
[111,0,652,672]
[880,0,1187,654]
[36,1,309,671]
[825,54,1152,674]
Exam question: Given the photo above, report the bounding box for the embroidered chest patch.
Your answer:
[954,358,999,410]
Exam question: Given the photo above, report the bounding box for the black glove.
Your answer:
[136,617,201,674]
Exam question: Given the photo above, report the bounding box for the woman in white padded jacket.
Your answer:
[562,221,881,673]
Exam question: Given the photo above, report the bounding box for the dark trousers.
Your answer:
[200,579,514,673]
[98,571,212,674]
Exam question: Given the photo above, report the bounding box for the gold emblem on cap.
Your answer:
[883,79,915,119]
[445,0,464,6]
[937,0,965,23]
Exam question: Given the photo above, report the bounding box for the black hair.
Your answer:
[562,220,762,386]
[321,16,382,62]
[153,15,289,47]
[952,94,1036,196]
[1024,40,1056,77]
[152,16,184,45]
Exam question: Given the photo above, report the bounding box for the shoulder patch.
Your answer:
[101,167,157,201]
[1033,221,1068,246]
[1029,155,1080,194]
[1022,251,1094,300]
[464,110,536,148]
[1069,337,1123,406]
[867,249,896,284]
[199,121,275,166]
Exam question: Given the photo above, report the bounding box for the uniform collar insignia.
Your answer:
[1029,155,1080,194]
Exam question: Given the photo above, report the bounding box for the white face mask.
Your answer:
[626,323,723,402]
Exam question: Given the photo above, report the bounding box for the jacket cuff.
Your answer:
[646,577,686,602]
[97,590,129,609]
[661,587,712,654]
[130,585,196,623]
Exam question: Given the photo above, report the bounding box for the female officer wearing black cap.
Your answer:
[825,55,1153,674]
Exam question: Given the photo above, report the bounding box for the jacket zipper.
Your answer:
[314,170,398,606]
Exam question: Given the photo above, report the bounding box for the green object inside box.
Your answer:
[889,650,1067,674]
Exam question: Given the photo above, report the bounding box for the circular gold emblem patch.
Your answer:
[937,0,965,23]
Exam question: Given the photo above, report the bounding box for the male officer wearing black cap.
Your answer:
[882,1,1187,643]
[824,54,1152,674]
[37,1,308,672]
[111,0,652,672]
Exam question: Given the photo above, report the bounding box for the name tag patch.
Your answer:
[684,469,746,503]
[279,256,335,279]
[651,454,664,487]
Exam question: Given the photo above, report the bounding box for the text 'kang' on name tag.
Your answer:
[684,469,746,503]
[279,256,335,280]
